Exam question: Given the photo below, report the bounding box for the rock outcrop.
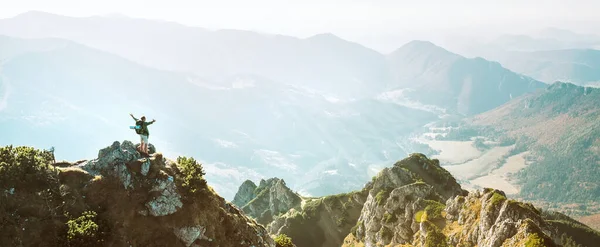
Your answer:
[342,154,593,247]
[1,141,275,247]
[261,153,466,247]
[79,141,183,217]
[343,153,466,246]
[233,180,258,208]
[233,178,302,226]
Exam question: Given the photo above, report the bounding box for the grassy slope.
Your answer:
[467,82,600,203]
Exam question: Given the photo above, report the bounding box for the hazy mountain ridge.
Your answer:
[0,35,442,200]
[0,11,390,98]
[0,11,546,104]
[386,40,547,115]
[0,12,577,203]
[485,48,600,86]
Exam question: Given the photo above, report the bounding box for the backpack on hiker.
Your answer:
[132,120,143,134]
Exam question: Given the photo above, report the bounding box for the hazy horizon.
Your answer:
[3,1,600,53]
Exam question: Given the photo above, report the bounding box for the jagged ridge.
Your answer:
[230,153,598,247]
[342,154,599,247]
[232,178,302,226]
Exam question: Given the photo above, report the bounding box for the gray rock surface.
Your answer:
[146,175,183,216]
[141,160,150,176]
[232,180,258,207]
[234,178,302,225]
[79,140,140,176]
[355,182,442,245]
[174,226,206,247]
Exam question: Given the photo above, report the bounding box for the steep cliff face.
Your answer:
[232,180,258,208]
[268,189,369,247]
[343,186,560,247]
[0,141,274,247]
[264,153,465,247]
[343,167,596,247]
[442,189,556,247]
[341,153,467,247]
[233,178,302,226]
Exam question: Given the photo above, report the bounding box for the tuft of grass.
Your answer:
[375,188,392,206]
[524,233,546,247]
[415,210,426,223]
[383,212,397,223]
[423,200,445,221]
[423,221,449,247]
[489,191,506,209]
[274,233,295,247]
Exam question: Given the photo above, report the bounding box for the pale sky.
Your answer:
[1,0,599,52]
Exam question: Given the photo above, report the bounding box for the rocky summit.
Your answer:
[233,178,302,226]
[0,141,274,247]
[341,154,597,247]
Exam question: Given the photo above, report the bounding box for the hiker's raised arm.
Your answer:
[130,113,138,121]
[148,119,156,125]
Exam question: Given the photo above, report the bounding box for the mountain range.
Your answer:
[0,35,435,199]
[0,11,545,113]
[485,49,600,86]
[2,9,600,246]
[0,11,547,200]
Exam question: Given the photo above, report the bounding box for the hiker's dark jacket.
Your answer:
[131,116,155,136]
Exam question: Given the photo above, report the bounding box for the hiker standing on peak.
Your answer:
[130,113,156,156]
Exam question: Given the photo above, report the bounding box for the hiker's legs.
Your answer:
[139,135,145,153]
[141,135,149,154]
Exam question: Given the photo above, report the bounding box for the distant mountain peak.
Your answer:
[307,32,342,40]
[402,40,437,48]
[548,81,579,90]
[401,40,451,51]
[390,40,461,58]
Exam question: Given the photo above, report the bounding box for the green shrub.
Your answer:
[423,200,445,221]
[0,145,65,246]
[274,233,295,247]
[175,156,207,197]
[423,221,448,247]
[525,233,546,247]
[0,145,56,190]
[66,211,102,246]
[303,199,322,218]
